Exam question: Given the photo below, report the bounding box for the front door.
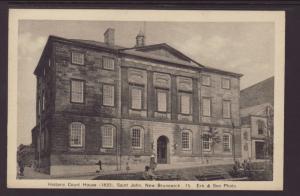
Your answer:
[255,141,265,159]
[157,136,168,164]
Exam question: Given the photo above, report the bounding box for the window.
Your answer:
[202,133,211,151]
[202,75,211,86]
[223,100,231,118]
[157,90,167,112]
[38,97,41,115]
[131,87,143,110]
[40,131,45,151]
[182,131,191,150]
[103,57,115,70]
[180,93,191,114]
[103,84,115,106]
[69,122,84,147]
[71,80,84,103]
[243,131,248,140]
[71,52,84,65]
[222,78,230,89]
[257,120,265,135]
[42,91,45,111]
[223,134,231,152]
[101,125,114,148]
[203,98,211,116]
[131,127,143,148]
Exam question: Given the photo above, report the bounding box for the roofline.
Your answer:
[34,35,243,78]
[241,76,274,91]
[120,51,202,71]
[120,43,205,68]
[202,66,243,78]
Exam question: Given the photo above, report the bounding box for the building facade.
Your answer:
[240,77,274,160]
[31,28,243,176]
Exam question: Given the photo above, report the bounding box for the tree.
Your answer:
[202,126,221,155]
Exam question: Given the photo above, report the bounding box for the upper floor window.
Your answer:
[103,84,115,106]
[181,130,192,150]
[202,75,211,86]
[71,80,84,103]
[101,125,114,148]
[202,98,211,117]
[131,86,143,110]
[103,57,115,70]
[69,122,85,147]
[223,134,231,152]
[180,92,191,115]
[222,78,231,89]
[202,133,211,151]
[223,100,231,118]
[71,52,84,65]
[157,89,168,112]
[131,127,144,149]
[42,91,45,111]
[257,120,265,135]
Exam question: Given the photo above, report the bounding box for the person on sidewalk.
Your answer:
[142,166,156,180]
[18,159,25,176]
[149,154,157,171]
[96,160,102,173]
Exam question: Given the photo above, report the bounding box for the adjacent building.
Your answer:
[240,77,274,160]
[31,28,243,176]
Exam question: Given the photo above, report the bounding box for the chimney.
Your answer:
[104,28,115,46]
[135,30,145,47]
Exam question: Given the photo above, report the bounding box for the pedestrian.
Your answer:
[149,154,156,171]
[18,159,24,176]
[96,160,102,173]
[142,166,156,180]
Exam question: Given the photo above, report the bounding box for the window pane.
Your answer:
[131,88,142,109]
[132,128,141,148]
[102,126,113,148]
[103,84,114,106]
[157,91,167,112]
[223,135,230,151]
[203,98,211,116]
[70,122,83,147]
[72,52,84,65]
[222,78,230,89]
[181,94,190,114]
[223,101,231,118]
[182,132,190,150]
[103,57,115,70]
[257,120,264,134]
[71,80,84,103]
[203,134,211,150]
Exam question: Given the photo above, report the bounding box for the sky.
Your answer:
[17,20,275,145]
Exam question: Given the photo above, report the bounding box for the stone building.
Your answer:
[240,77,274,160]
[31,28,243,176]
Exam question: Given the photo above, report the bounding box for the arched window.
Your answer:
[181,130,192,150]
[101,125,115,148]
[223,134,231,152]
[131,126,144,149]
[69,122,85,147]
[257,120,265,135]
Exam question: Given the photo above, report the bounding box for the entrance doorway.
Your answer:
[255,141,265,159]
[157,136,169,164]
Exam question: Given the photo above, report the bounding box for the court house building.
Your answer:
[31,28,243,176]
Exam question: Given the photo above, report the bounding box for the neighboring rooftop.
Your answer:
[240,102,273,117]
[240,76,274,108]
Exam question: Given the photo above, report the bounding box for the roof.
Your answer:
[121,49,200,69]
[34,35,243,78]
[240,76,274,108]
[240,103,273,117]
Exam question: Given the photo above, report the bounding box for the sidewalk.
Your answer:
[19,159,266,180]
